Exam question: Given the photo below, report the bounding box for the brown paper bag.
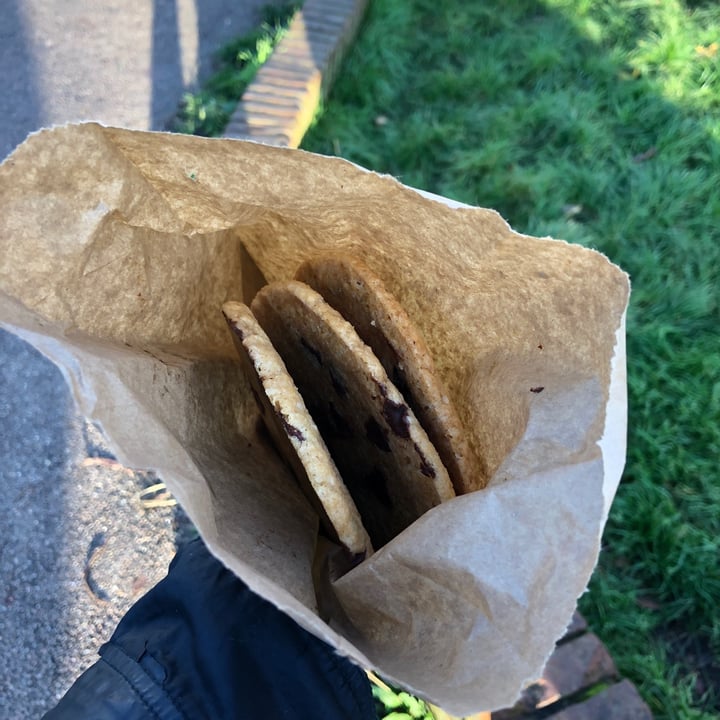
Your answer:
[0,123,629,716]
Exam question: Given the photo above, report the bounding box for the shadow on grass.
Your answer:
[302,0,720,716]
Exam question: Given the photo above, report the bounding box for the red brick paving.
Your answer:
[491,613,652,719]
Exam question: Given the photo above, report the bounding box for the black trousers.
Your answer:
[44,538,375,720]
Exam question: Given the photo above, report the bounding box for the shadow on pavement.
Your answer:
[150,0,289,130]
[0,0,43,159]
[0,329,80,715]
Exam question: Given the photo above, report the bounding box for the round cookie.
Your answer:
[295,254,484,494]
[222,301,372,561]
[251,281,455,549]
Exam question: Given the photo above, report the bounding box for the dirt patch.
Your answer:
[659,623,720,713]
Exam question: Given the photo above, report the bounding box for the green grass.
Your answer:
[301,1,720,718]
[370,674,435,720]
[170,3,298,136]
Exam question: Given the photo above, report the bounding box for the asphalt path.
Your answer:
[0,1,281,715]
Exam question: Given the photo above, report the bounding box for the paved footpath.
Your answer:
[0,2,281,716]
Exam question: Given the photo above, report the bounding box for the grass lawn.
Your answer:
[301,1,720,718]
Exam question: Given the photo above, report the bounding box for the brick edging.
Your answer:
[223,0,369,147]
[491,613,653,720]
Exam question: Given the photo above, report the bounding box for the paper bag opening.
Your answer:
[0,123,629,715]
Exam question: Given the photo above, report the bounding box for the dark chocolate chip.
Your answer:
[414,443,437,478]
[382,397,410,438]
[365,417,391,452]
[227,319,245,340]
[281,417,305,441]
[273,403,305,441]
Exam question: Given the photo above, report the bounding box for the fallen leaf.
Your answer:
[563,203,583,218]
[636,595,661,610]
[81,457,134,476]
[695,42,719,58]
[632,146,657,163]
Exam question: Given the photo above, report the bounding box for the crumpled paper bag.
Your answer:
[0,123,629,716]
